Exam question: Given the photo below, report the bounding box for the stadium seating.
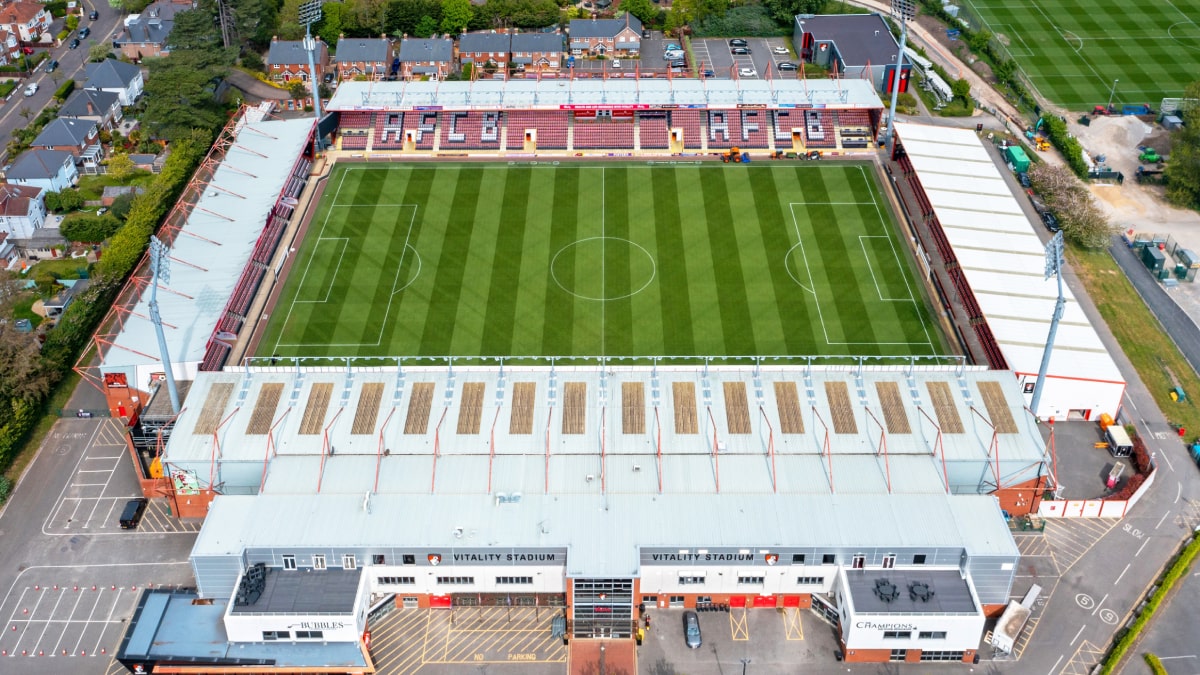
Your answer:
[341,133,368,150]
[668,110,705,150]
[506,111,569,149]
[442,112,502,149]
[773,110,798,143]
[836,110,874,148]
[199,340,232,372]
[706,111,742,149]
[374,112,406,150]
[805,110,836,148]
[414,113,438,149]
[740,110,770,148]
[338,111,374,130]
[638,112,670,149]
[573,114,634,149]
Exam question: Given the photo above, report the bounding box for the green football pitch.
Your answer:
[959,0,1200,109]
[256,163,945,360]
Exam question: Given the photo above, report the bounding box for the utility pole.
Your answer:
[148,236,181,414]
[1030,231,1065,418]
[882,0,915,153]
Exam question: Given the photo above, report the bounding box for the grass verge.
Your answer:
[1,370,82,488]
[1068,246,1200,434]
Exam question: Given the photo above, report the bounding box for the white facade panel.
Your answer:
[842,612,985,651]
[368,565,567,595]
[639,564,835,597]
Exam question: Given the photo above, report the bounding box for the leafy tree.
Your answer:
[440,0,473,34]
[344,0,389,35]
[110,191,136,220]
[317,1,345,45]
[622,0,659,26]
[88,42,113,62]
[104,153,136,181]
[47,188,84,212]
[0,319,53,404]
[761,0,824,25]
[414,14,439,36]
[1028,162,1117,248]
[1165,81,1200,210]
[169,2,226,52]
[141,50,230,141]
[951,78,971,105]
[61,215,122,243]
[289,80,310,100]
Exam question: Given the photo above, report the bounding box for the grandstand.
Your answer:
[325,79,884,154]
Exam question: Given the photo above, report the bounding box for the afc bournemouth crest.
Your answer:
[764,553,779,566]
[428,554,442,566]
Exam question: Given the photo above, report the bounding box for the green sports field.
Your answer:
[960,0,1200,109]
[257,163,945,360]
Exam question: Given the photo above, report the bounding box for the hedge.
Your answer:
[1099,535,1200,674]
[1041,115,1089,178]
[0,80,14,97]
[54,79,74,100]
[1144,654,1167,675]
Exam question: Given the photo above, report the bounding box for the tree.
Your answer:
[88,42,113,62]
[103,153,136,181]
[622,0,658,26]
[110,192,136,221]
[1165,81,1200,210]
[289,80,310,100]
[414,14,439,36]
[316,1,345,45]
[761,0,824,25]
[951,78,971,105]
[440,0,473,34]
[18,107,32,122]
[388,0,443,36]
[61,215,123,243]
[141,50,230,141]
[56,188,85,212]
[0,320,54,404]
[169,2,226,52]
[1028,162,1117,248]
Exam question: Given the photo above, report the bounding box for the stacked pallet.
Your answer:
[510,382,535,434]
[245,383,284,435]
[875,382,912,434]
[352,383,385,435]
[457,383,485,435]
[405,383,435,434]
[774,382,804,434]
[673,382,698,434]
[723,382,751,434]
[825,381,858,434]
[926,382,964,433]
[299,383,333,435]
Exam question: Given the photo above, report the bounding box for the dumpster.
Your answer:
[1004,145,1030,172]
[1142,246,1166,273]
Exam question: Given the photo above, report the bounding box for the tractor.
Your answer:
[1092,105,1114,116]
[1138,147,1163,164]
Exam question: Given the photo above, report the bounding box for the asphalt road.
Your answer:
[1109,238,1200,382]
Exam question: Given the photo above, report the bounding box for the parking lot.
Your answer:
[691,37,798,79]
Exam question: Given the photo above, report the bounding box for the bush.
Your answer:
[1144,654,1167,675]
[43,0,67,17]
[44,188,85,212]
[53,79,74,100]
[61,215,122,243]
[65,14,79,31]
[0,80,14,97]
[1041,115,1089,178]
[0,475,11,504]
[693,5,789,37]
[56,30,69,41]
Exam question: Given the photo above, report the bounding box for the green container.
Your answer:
[1004,146,1031,172]
[1142,245,1166,272]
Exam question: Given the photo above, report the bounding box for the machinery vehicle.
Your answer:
[1138,147,1162,163]
[1092,105,1113,116]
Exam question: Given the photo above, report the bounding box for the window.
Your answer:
[343,554,357,570]
[496,576,533,585]
[295,630,324,639]
[669,595,684,608]
[642,595,658,604]
[678,576,705,585]
[373,554,385,565]
[697,596,712,604]
[379,576,415,585]
[851,555,865,569]
[882,555,895,569]
[890,649,908,661]
[822,554,835,565]
[791,554,806,565]
[436,576,475,585]
[403,554,416,565]
[796,576,824,585]
[883,631,912,639]
[921,651,964,661]
[282,555,296,570]
[312,554,326,570]
[262,630,290,641]
[919,631,948,640]
[913,554,927,565]
[737,576,765,585]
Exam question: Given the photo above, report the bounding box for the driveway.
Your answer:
[225,68,290,102]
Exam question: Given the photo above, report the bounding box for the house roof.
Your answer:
[794,13,899,68]
[5,149,72,180]
[459,32,510,53]
[398,38,453,63]
[268,39,327,66]
[1,1,46,26]
[85,59,142,89]
[569,15,642,39]
[59,88,120,118]
[510,32,562,53]
[33,118,95,148]
[0,183,42,216]
[333,37,390,63]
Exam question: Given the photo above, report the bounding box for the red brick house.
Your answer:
[397,37,453,80]
[267,36,329,83]
[458,31,510,71]
[0,1,51,43]
[568,15,642,56]
[333,35,392,81]
[511,31,563,72]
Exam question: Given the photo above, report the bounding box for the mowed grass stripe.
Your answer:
[381,168,437,354]
[699,169,757,355]
[725,169,786,354]
[675,169,724,354]
[540,168,581,355]
[603,167,634,355]
[755,168,820,353]
[624,171,664,355]
[480,168,531,356]
[510,169,558,354]
[418,167,484,355]
[650,168,695,355]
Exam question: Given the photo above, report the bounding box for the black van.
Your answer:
[119,498,149,529]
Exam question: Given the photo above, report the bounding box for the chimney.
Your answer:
[87,100,94,115]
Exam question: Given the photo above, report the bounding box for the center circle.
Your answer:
[1169,21,1200,50]
[551,237,657,301]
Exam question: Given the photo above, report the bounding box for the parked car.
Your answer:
[664,50,685,60]
[778,61,798,71]
[669,59,687,69]
[323,72,335,84]
[23,82,37,96]
[701,69,715,78]
[1041,211,1060,232]
[45,59,58,72]
[683,611,702,649]
[69,38,80,49]
[739,67,757,77]
[664,43,681,52]
[729,38,748,47]
[119,498,149,529]
[89,9,99,19]
[731,46,751,54]
[773,46,789,54]
[1017,172,1031,188]
[79,26,91,38]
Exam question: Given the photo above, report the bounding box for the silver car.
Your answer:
[683,610,702,649]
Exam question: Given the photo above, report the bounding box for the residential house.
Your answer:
[511,31,563,72]
[0,184,46,240]
[4,150,78,192]
[267,36,329,83]
[0,29,19,64]
[59,88,123,130]
[397,37,453,80]
[31,118,104,174]
[458,31,510,71]
[333,35,391,82]
[0,232,13,268]
[85,59,145,105]
[0,1,50,43]
[113,0,194,60]
[568,15,641,56]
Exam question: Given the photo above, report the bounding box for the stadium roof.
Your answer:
[794,13,900,69]
[100,116,314,378]
[192,492,1018,577]
[163,364,1047,497]
[325,78,884,112]
[894,122,1125,416]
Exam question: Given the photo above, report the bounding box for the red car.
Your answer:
[21,47,33,55]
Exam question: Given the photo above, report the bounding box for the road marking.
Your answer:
[1156,510,1171,530]
[1176,481,1182,504]
[1047,653,1064,674]
[1090,593,1108,617]
[1113,563,1131,586]
[1136,538,1151,557]
[1159,445,1176,472]
[1156,655,1198,660]
[1069,623,1086,646]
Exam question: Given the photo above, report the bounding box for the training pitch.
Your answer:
[256,162,945,360]
[961,0,1200,109]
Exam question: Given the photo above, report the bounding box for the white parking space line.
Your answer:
[1,585,138,659]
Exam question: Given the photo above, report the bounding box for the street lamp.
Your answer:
[299,0,325,152]
[1029,231,1065,418]
[882,0,916,152]
[741,658,751,675]
[148,236,181,414]
[1107,78,1119,111]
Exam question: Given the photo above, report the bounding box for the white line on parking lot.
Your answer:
[1156,510,1171,529]
[1136,538,1151,557]
[1090,593,1108,617]
[1047,654,1064,674]
[1069,624,1086,646]
[1156,655,1198,660]
[1113,563,1131,585]
[49,586,87,656]
[1159,446,1176,472]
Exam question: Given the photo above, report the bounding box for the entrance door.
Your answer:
[571,578,633,639]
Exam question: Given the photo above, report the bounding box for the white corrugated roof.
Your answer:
[895,122,1125,417]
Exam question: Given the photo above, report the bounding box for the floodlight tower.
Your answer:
[300,0,324,150]
[882,0,915,152]
[1029,231,1065,418]
[148,236,181,414]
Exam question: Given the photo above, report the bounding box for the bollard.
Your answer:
[33,585,39,591]
[62,649,67,655]
[91,585,96,591]
[53,585,58,591]
[38,650,43,656]
[1,649,6,656]
[81,650,86,656]
[22,608,27,614]
[73,586,78,591]
[111,585,116,590]
[131,585,137,591]
[11,625,16,631]
[101,648,106,655]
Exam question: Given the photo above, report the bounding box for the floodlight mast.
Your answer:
[148,236,181,414]
[300,0,324,150]
[882,0,915,152]
[1029,231,1065,418]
